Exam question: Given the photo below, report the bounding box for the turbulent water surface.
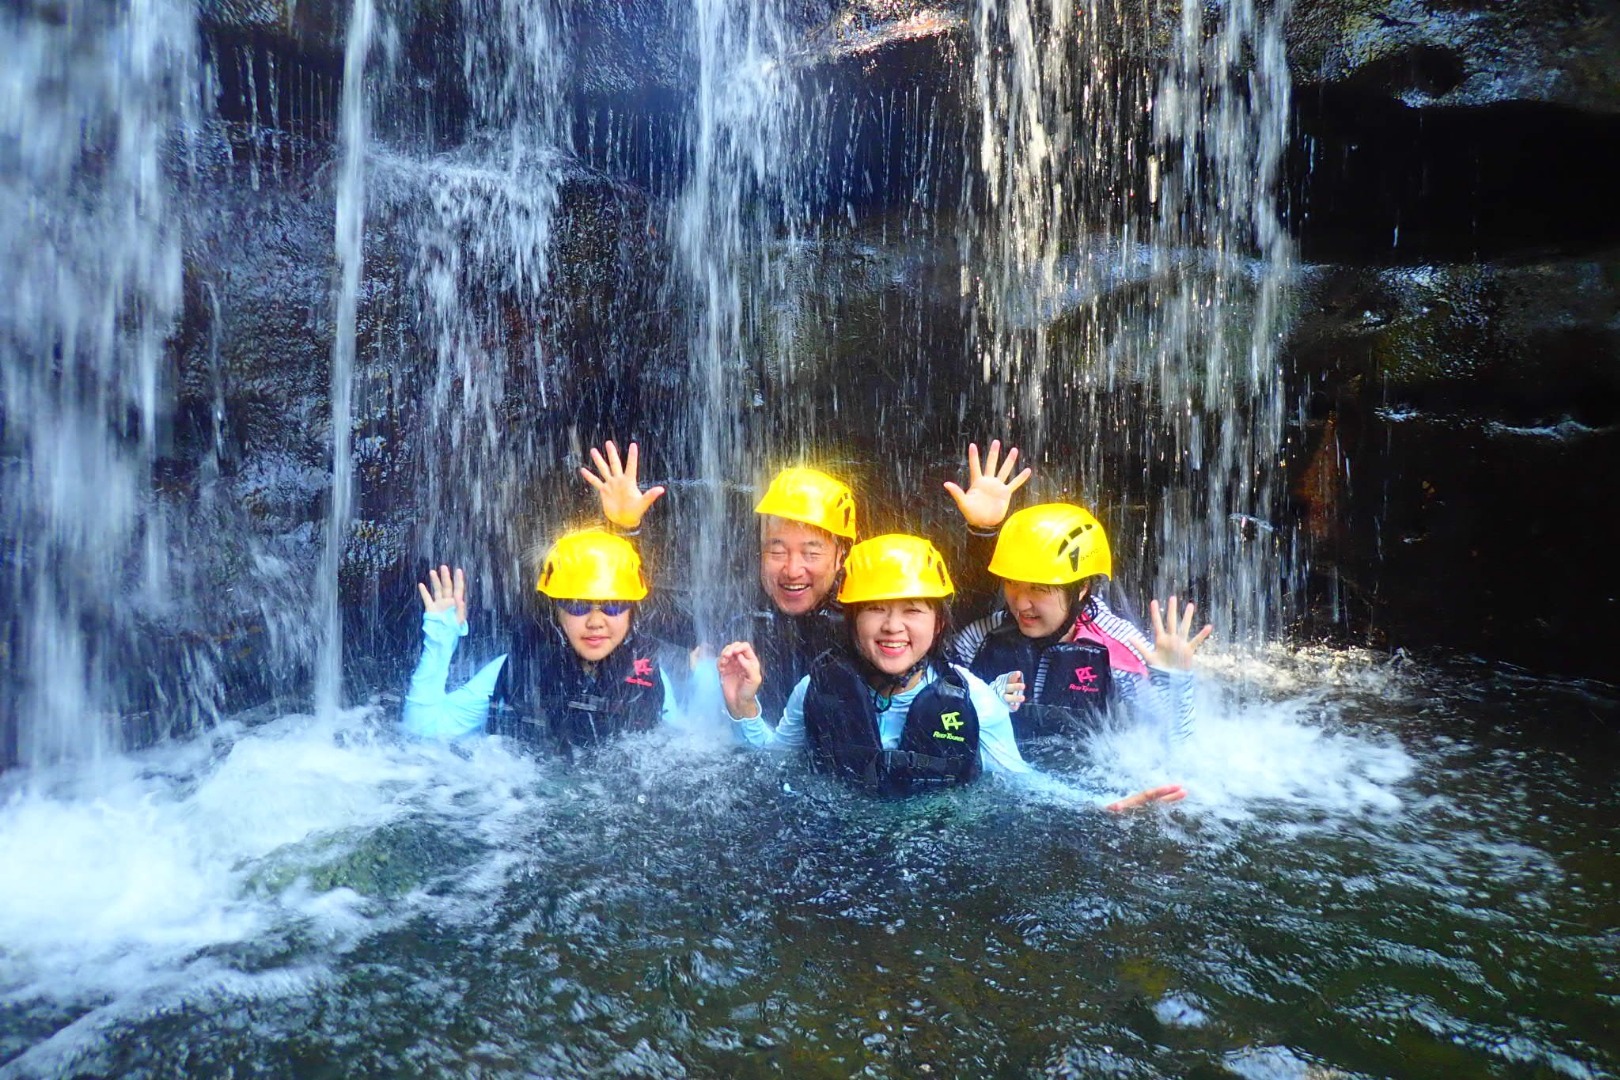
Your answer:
[2,652,1614,1078]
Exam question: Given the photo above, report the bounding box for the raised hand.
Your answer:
[943,439,1033,529]
[1132,595,1214,671]
[580,440,666,530]
[417,564,467,625]
[1105,783,1187,812]
[717,641,764,719]
[1002,670,1026,711]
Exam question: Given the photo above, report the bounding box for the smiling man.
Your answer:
[739,466,859,716]
[579,446,861,718]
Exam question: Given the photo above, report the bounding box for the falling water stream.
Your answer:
[0,0,1616,1077]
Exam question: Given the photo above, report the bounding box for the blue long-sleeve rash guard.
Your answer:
[731,663,1034,773]
[730,662,1174,804]
[401,607,679,739]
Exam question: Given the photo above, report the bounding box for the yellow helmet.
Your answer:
[988,503,1111,585]
[838,534,954,604]
[536,530,649,601]
[754,466,857,540]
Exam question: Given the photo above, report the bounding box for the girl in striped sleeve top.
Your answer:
[944,502,1210,745]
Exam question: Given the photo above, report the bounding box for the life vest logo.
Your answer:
[625,657,655,688]
[934,710,967,742]
[1069,665,1101,692]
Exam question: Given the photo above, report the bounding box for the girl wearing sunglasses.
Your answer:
[403,530,683,750]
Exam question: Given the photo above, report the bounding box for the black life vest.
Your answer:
[729,602,845,718]
[492,623,666,749]
[802,651,982,797]
[969,618,1113,740]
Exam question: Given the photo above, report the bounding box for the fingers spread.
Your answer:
[983,438,1002,475]
[1008,466,1032,493]
[996,444,1019,481]
[966,442,982,483]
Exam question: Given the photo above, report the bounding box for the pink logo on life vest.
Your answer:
[625,657,655,687]
[1069,665,1101,692]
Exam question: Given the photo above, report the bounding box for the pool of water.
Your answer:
[1,649,1615,1078]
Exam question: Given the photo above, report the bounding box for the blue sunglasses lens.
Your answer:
[558,600,632,617]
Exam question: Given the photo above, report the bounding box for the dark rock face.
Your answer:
[1286,0,1620,114]
[1287,256,1620,676]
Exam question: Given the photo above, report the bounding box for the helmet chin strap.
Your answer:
[857,652,931,713]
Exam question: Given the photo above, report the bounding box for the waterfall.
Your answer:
[404,0,571,623]
[967,0,1296,643]
[1148,0,1296,643]
[316,0,379,717]
[0,0,199,765]
[674,0,802,640]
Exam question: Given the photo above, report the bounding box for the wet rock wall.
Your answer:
[10,0,1609,769]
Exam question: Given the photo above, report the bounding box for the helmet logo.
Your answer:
[1057,523,1092,573]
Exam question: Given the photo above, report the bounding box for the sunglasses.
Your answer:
[555,600,633,618]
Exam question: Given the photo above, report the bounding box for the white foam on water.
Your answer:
[0,705,549,1052]
[1078,649,1418,823]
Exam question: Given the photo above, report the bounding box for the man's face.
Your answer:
[759,518,845,616]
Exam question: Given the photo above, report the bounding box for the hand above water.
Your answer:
[943,439,1032,530]
[1105,784,1187,813]
[717,641,763,720]
[418,564,467,626]
[581,440,666,530]
[1131,596,1213,671]
[1002,670,1026,711]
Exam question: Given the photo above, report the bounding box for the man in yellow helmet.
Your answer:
[402,530,687,750]
[579,443,859,718]
[738,465,860,715]
[946,501,1212,743]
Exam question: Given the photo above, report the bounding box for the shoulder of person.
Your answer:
[960,609,1006,634]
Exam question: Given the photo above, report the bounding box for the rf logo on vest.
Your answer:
[934,711,966,742]
[1069,665,1100,692]
[625,657,655,688]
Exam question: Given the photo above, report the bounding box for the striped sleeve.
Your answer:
[946,611,1002,670]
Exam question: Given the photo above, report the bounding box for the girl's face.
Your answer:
[556,602,633,662]
[853,600,939,677]
[1002,580,1080,639]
